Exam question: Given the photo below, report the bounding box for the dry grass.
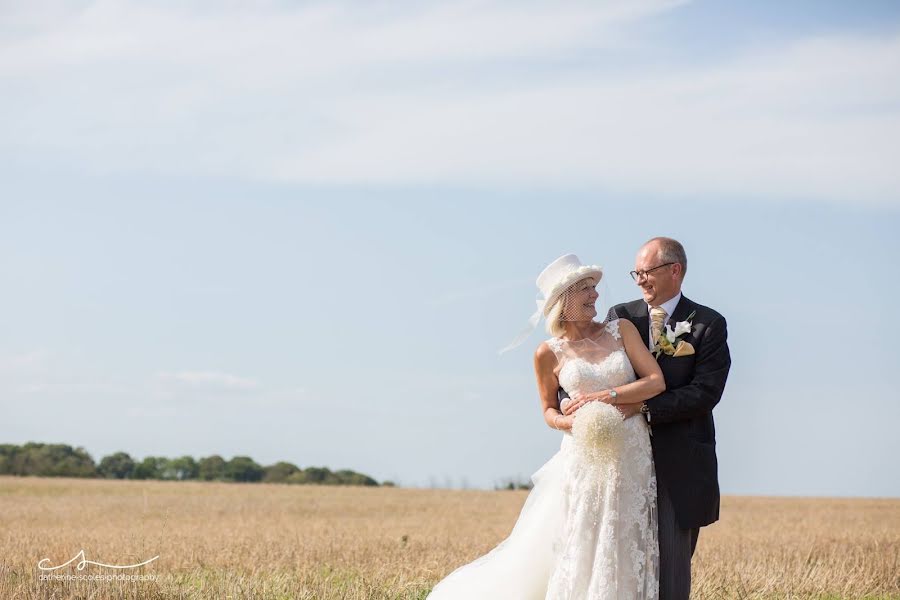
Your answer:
[1,476,897,599]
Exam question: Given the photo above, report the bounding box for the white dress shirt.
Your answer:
[647,291,682,348]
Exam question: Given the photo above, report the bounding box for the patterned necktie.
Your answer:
[650,306,667,349]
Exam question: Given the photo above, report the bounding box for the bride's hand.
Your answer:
[563,392,589,415]
[596,390,617,405]
[561,396,581,416]
[566,391,615,413]
[554,414,575,431]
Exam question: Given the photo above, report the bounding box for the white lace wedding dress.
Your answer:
[427,319,659,599]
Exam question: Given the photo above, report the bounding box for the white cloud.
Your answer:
[156,370,258,392]
[0,350,50,373]
[1,0,898,204]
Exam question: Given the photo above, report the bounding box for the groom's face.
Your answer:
[635,243,680,306]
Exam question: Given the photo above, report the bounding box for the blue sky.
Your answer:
[1,1,899,496]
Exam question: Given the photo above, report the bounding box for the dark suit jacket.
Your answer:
[607,295,731,529]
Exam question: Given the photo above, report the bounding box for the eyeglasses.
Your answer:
[629,262,674,282]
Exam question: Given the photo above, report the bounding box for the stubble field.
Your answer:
[1,476,898,599]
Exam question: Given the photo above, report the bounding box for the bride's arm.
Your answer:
[564,320,665,412]
[614,319,666,403]
[534,342,574,432]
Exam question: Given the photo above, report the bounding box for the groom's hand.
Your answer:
[561,399,579,416]
[616,403,642,419]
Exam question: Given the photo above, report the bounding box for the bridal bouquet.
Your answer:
[571,400,624,462]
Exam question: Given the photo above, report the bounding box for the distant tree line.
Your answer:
[0,442,379,486]
[494,477,534,491]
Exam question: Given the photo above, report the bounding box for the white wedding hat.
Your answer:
[499,254,603,354]
[535,254,603,316]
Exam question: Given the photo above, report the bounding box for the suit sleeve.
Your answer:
[646,315,731,425]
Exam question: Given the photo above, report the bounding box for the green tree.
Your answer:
[14,443,96,477]
[225,456,263,482]
[133,456,166,480]
[0,443,381,487]
[98,452,135,479]
[197,455,227,481]
[287,466,344,485]
[167,455,198,480]
[155,458,180,480]
[263,461,300,483]
[0,444,19,475]
[298,466,334,484]
[334,469,378,486]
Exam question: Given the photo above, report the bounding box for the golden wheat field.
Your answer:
[1,476,898,600]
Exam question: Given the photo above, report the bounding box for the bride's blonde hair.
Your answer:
[545,298,567,338]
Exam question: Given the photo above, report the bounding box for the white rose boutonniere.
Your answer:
[654,310,696,358]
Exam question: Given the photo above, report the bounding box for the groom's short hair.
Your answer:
[645,237,687,278]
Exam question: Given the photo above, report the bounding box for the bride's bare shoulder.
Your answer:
[616,318,638,335]
[534,341,559,366]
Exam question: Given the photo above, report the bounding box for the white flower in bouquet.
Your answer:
[571,400,624,463]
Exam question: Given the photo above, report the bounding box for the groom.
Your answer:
[608,237,730,599]
[561,237,731,598]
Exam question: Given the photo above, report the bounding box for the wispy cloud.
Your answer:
[0,350,131,405]
[157,370,258,392]
[0,350,50,373]
[1,0,898,204]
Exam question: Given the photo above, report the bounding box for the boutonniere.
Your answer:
[654,310,696,358]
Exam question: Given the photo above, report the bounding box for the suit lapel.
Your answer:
[667,294,695,335]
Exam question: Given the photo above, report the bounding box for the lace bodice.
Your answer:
[547,319,637,397]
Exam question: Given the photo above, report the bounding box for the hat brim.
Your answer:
[540,266,603,315]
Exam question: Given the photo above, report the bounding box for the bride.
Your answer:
[428,254,664,599]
